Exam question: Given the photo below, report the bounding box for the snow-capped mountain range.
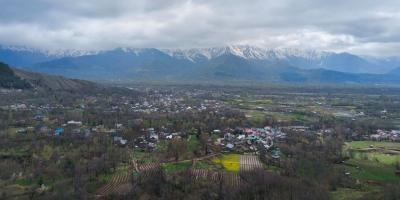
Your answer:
[114,45,400,74]
[1,44,400,84]
[0,45,99,58]
[161,45,331,61]
[2,44,398,73]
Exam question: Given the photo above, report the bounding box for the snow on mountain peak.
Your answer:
[160,45,332,62]
[0,44,335,62]
[268,48,331,61]
[0,45,99,58]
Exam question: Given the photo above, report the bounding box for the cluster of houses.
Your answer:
[369,129,400,141]
[1,103,65,112]
[214,127,285,156]
[3,89,231,149]
[132,128,187,150]
[13,111,126,138]
[128,96,221,114]
[6,87,400,164]
[85,88,226,115]
[0,88,23,94]
[125,126,285,158]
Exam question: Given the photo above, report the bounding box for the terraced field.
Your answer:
[96,172,132,196]
[189,169,220,183]
[96,154,264,196]
[96,162,161,196]
[240,154,263,172]
[189,169,242,187]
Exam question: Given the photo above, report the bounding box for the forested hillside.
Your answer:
[0,62,31,89]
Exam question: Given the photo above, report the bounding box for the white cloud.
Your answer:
[0,0,399,56]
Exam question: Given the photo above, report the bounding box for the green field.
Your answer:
[345,141,400,165]
[342,141,400,183]
[346,141,400,149]
[187,135,200,152]
[194,160,220,170]
[244,110,266,125]
[330,186,381,200]
[330,188,367,200]
[133,150,157,164]
[342,159,400,183]
[162,161,192,173]
[333,141,400,199]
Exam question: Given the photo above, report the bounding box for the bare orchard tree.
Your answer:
[167,138,188,162]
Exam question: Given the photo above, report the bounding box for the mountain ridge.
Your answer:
[0,62,32,89]
[1,45,400,85]
[3,45,399,73]
[0,61,103,91]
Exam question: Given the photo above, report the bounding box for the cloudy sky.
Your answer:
[0,0,400,56]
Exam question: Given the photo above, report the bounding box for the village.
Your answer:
[1,85,400,199]
[3,86,400,149]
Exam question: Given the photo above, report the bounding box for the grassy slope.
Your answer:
[162,162,192,173]
[332,141,400,199]
[343,159,399,182]
[347,141,400,149]
[345,141,400,165]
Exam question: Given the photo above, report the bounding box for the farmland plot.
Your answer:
[189,169,242,187]
[240,155,263,172]
[97,172,132,196]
